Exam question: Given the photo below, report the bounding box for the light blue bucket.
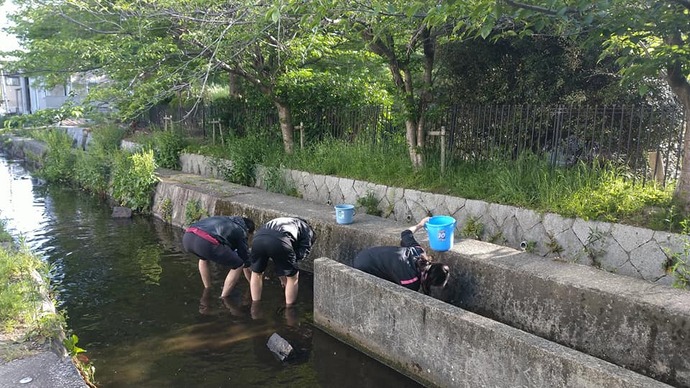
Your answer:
[425,215,456,252]
[335,204,356,224]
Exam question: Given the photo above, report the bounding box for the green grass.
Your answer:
[0,219,68,364]
[0,233,50,333]
[186,136,683,232]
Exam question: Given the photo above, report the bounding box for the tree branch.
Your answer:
[669,0,690,10]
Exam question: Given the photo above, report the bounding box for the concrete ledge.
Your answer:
[1,136,48,162]
[438,239,690,387]
[313,258,671,388]
[152,170,690,386]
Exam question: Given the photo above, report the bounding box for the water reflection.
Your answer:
[0,154,423,388]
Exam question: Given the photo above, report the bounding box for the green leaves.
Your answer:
[266,6,281,23]
[63,334,86,356]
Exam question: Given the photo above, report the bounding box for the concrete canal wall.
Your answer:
[3,135,689,387]
[313,258,670,388]
[153,169,689,387]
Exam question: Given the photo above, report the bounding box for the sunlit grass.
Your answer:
[0,237,49,333]
[185,135,682,232]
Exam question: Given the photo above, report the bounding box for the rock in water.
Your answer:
[267,333,294,362]
[112,206,132,218]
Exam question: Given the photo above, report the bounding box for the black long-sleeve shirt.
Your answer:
[188,216,251,261]
[258,217,316,260]
[353,230,425,291]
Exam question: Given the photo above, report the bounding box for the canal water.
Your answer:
[0,154,423,388]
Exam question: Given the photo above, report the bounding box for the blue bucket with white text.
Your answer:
[425,216,456,252]
[335,204,356,224]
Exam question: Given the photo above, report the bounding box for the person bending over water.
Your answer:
[183,215,255,298]
[353,216,450,294]
[250,217,316,306]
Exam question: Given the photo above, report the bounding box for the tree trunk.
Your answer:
[405,118,423,168]
[229,73,240,98]
[674,105,690,206]
[275,101,294,154]
[666,33,690,207]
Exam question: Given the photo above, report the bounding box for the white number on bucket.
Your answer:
[437,230,446,241]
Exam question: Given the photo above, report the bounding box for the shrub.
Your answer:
[37,129,76,183]
[185,199,207,226]
[111,149,158,212]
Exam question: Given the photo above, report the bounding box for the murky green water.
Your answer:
[0,154,423,388]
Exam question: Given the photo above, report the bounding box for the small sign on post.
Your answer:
[428,126,447,174]
[163,115,172,131]
[210,119,223,145]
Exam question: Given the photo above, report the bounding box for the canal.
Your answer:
[0,153,423,388]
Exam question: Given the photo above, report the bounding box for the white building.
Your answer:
[0,70,108,116]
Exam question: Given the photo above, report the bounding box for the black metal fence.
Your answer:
[142,102,686,187]
[429,104,686,187]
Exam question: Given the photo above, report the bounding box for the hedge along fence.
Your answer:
[144,102,685,188]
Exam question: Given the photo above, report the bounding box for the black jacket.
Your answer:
[352,230,425,291]
[188,216,251,261]
[258,217,316,260]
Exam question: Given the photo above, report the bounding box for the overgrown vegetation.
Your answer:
[74,125,126,196]
[0,219,96,384]
[10,116,684,232]
[185,199,207,226]
[263,166,299,197]
[461,217,485,240]
[15,124,158,213]
[34,129,76,183]
[159,197,173,223]
[264,140,680,232]
[131,128,187,170]
[663,220,690,290]
[110,149,158,212]
[357,191,382,216]
[0,219,59,344]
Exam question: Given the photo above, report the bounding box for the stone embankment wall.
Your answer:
[179,153,684,287]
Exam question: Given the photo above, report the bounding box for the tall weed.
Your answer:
[74,126,126,195]
[214,134,282,186]
[134,128,186,169]
[37,129,76,183]
[111,149,158,212]
[0,244,49,332]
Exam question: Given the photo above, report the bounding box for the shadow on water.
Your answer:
[0,154,424,388]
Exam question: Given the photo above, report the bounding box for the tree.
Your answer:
[311,1,449,168]
[7,0,340,153]
[497,0,690,204]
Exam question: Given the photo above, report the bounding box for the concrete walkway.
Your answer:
[0,349,87,388]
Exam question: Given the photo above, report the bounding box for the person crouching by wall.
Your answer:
[250,217,316,306]
[183,215,255,298]
[353,216,450,295]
